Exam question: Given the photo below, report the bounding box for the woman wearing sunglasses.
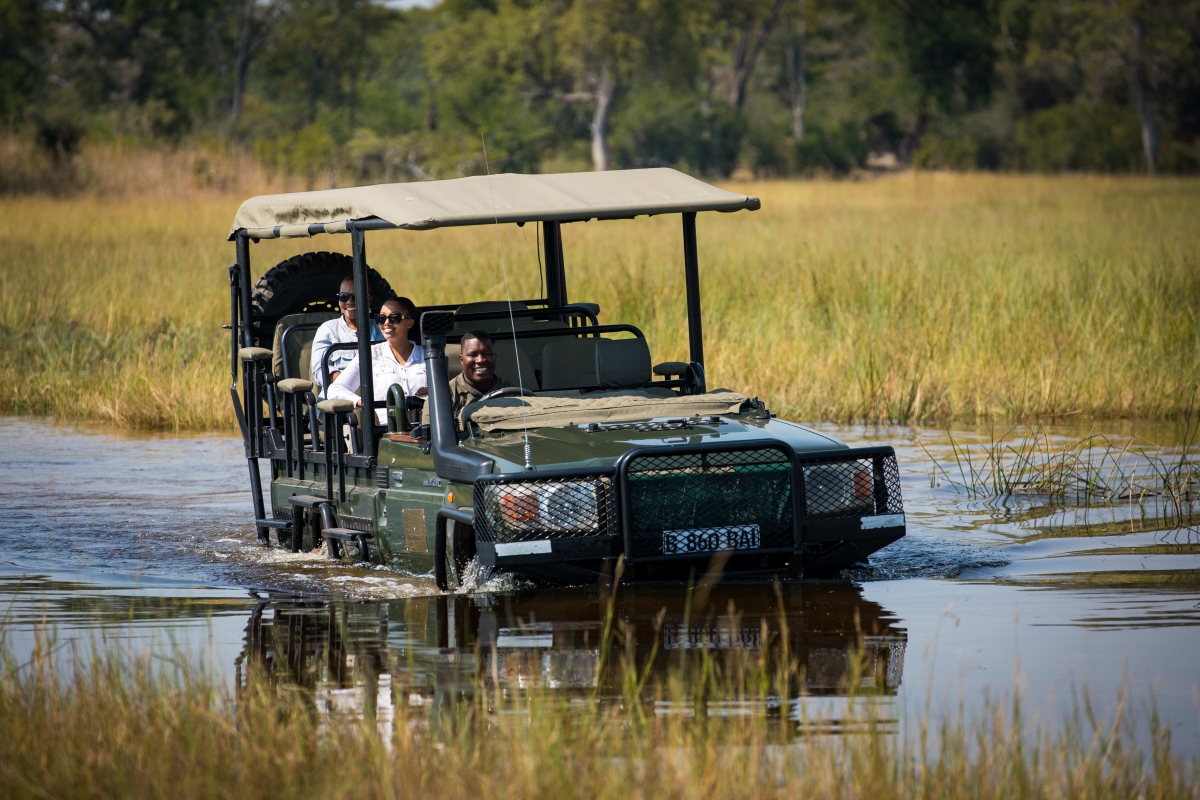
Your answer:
[309,276,384,397]
[327,296,427,425]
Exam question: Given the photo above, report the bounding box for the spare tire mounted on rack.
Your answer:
[249,251,394,347]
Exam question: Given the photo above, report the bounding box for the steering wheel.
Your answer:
[480,386,538,402]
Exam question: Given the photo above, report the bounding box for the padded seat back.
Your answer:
[493,320,570,373]
[540,337,652,391]
[494,340,539,390]
[272,311,340,382]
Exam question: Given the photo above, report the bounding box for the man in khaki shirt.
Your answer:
[423,329,513,430]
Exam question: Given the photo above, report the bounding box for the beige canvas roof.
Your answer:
[228,168,759,240]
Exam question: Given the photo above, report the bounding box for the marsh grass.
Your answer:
[922,397,1200,527]
[2,608,1196,800]
[1,161,1197,430]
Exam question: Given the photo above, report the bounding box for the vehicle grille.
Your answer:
[624,447,794,560]
[474,475,618,543]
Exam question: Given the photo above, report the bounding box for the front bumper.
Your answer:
[472,443,905,572]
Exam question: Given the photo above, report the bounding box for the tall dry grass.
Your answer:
[1,623,1195,800]
[1,150,1196,430]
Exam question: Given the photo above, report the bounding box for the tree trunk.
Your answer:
[785,0,806,140]
[590,67,616,171]
[1125,19,1158,174]
[730,0,786,111]
[229,0,254,131]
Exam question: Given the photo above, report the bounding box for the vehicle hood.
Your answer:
[463,415,847,474]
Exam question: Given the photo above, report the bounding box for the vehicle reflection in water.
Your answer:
[235,582,907,736]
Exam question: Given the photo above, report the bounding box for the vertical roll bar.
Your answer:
[236,231,268,543]
[351,226,375,460]
[682,212,704,367]
[543,221,567,308]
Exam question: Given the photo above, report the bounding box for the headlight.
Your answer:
[803,465,874,516]
[496,481,601,535]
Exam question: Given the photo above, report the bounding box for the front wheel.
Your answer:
[435,519,476,591]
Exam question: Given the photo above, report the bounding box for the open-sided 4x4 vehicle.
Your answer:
[227,168,905,589]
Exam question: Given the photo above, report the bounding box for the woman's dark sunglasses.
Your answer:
[375,312,411,325]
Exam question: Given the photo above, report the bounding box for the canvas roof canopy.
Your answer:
[228,168,759,240]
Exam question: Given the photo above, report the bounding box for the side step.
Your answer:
[255,517,294,550]
[287,494,330,510]
[321,528,373,563]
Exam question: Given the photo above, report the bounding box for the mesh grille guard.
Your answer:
[474,467,619,544]
[472,444,904,562]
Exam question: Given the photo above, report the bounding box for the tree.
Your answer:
[871,0,1001,155]
[714,0,787,111]
[785,0,807,139]
[0,0,49,124]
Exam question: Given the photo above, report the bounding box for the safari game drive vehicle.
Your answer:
[227,168,906,589]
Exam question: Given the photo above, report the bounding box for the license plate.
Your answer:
[662,524,761,555]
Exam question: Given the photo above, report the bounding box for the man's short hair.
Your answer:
[460,329,495,350]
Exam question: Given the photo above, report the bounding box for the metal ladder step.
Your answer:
[321,528,373,563]
[288,494,330,509]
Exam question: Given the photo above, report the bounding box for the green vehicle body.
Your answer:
[228,169,906,588]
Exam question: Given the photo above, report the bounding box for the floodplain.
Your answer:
[0,167,1197,795]
[1,168,1197,428]
[1,415,1197,797]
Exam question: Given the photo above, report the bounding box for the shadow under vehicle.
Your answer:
[235,583,907,732]
[226,169,906,588]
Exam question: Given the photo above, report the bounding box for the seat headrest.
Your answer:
[540,337,651,391]
[494,339,539,390]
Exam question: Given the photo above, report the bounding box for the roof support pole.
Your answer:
[236,232,267,543]
[236,233,254,348]
[351,226,375,460]
[543,221,567,308]
[682,212,704,367]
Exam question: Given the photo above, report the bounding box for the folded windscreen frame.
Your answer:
[227,168,760,240]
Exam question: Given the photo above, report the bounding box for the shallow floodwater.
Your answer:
[1,416,1197,750]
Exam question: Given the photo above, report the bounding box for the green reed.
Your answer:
[2,607,1196,800]
[922,397,1199,528]
[1,148,1198,430]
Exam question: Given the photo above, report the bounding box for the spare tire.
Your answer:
[249,251,393,345]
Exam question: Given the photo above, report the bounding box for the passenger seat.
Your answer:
[272,311,340,382]
[540,337,652,391]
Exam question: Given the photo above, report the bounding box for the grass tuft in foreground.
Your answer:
[1,616,1196,800]
[1,166,1198,430]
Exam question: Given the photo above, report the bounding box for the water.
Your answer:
[1,416,1197,750]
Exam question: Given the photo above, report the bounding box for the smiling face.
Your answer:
[337,277,373,326]
[378,298,414,345]
[459,333,497,391]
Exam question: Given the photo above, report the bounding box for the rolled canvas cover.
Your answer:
[229,169,759,240]
[467,390,748,431]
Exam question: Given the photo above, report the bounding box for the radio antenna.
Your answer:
[480,133,534,472]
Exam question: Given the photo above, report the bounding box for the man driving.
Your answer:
[422,329,512,430]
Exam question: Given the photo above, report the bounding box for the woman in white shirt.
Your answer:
[327,296,427,425]
[310,276,383,396]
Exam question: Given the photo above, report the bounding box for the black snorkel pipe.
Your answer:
[422,310,494,482]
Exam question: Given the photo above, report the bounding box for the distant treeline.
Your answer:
[3,0,1198,183]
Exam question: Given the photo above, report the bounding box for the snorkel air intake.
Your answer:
[422,310,495,482]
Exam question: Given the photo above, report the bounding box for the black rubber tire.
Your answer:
[250,251,393,342]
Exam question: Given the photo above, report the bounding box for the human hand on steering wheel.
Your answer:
[480,386,538,402]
